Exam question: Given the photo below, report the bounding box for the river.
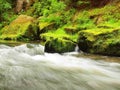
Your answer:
[0,42,120,90]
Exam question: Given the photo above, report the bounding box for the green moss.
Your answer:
[55,27,78,42]
[40,24,78,53]
[82,28,118,35]
[45,38,76,53]
[98,21,120,29]
[1,0,120,54]
[73,3,120,31]
[39,22,54,30]
[0,22,30,40]
[78,28,120,56]
[40,26,78,43]
[88,5,116,16]
[64,25,79,34]
[0,15,39,41]
[75,11,95,30]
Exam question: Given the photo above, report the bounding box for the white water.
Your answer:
[0,44,120,90]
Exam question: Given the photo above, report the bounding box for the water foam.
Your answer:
[0,44,120,90]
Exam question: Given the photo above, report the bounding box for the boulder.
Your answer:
[78,28,120,56]
[38,22,55,33]
[0,15,39,41]
[45,38,76,53]
[15,43,44,55]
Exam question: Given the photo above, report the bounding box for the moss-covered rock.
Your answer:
[40,26,78,42]
[45,38,76,53]
[40,26,77,53]
[38,22,55,33]
[64,25,79,34]
[0,15,39,41]
[78,28,120,56]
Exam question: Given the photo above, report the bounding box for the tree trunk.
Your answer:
[15,0,36,13]
[90,0,111,7]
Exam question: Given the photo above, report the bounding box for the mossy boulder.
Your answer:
[78,28,120,56]
[45,38,76,53]
[40,26,78,43]
[39,22,55,32]
[0,15,39,41]
[64,25,79,34]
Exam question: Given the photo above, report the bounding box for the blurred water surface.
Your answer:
[0,43,120,90]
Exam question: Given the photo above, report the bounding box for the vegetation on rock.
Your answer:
[1,0,120,54]
[0,15,39,41]
[45,38,76,53]
[78,28,120,56]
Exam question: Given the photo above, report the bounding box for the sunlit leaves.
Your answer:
[33,0,66,17]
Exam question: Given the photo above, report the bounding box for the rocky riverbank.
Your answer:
[0,0,120,56]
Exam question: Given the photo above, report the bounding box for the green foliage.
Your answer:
[0,0,12,20]
[0,0,11,12]
[41,26,78,43]
[0,0,16,30]
[78,27,120,55]
[76,11,95,30]
[40,14,62,26]
[39,8,76,28]
[45,38,76,53]
[0,15,39,41]
[31,0,66,17]
[61,8,76,24]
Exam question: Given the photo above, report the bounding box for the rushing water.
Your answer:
[0,43,120,90]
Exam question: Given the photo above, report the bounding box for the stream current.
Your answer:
[0,44,120,90]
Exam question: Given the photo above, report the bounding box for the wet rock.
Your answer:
[78,28,120,56]
[45,38,76,53]
[15,43,44,55]
[39,22,55,33]
[0,15,39,41]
